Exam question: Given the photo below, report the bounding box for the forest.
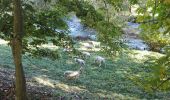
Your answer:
[0,0,170,99]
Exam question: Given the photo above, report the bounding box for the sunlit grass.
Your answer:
[0,42,169,99]
[38,43,60,50]
[0,39,8,45]
[125,50,165,63]
[78,41,101,51]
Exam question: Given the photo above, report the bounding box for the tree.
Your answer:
[0,0,70,99]
[136,0,170,51]
[59,0,124,56]
[130,0,170,92]
[12,0,27,99]
[0,0,125,98]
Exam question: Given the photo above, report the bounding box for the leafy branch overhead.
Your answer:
[131,0,170,91]
[0,0,126,58]
[0,0,170,97]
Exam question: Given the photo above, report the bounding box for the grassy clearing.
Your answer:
[0,43,169,99]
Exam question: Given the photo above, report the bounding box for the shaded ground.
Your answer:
[0,67,56,99]
[0,43,169,100]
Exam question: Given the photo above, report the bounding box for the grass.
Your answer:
[0,42,169,100]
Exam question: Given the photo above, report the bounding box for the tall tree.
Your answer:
[12,0,27,99]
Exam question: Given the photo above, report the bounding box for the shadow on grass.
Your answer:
[0,44,169,99]
[23,49,162,99]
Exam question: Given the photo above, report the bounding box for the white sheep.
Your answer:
[74,58,85,66]
[81,51,91,58]
[93,42,100,48]
[88,41,100,48]
[64,67,83,80]
[94,56,105,67]
[85,45,93,50]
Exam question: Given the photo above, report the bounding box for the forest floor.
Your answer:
[0,41,170,100]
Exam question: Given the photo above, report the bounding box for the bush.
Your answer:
[139,24,170,52]
[131,49,170,92]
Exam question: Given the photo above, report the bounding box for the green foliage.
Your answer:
[129,0,138,4]
[105,0,125,11]
[131,0,170,92]
[131,51,170,92]
[0,0,74,59]
[136,1,170,51]
[0,0,125,59]
[59,0,104,28]
[0,0,13,40]
[1,45,170,99]
[96,21,123,56]
[77,0,125,56]
[74,1,103,27]
[30,48,60,60]
[139,24,170,51]
[59,0,124,56]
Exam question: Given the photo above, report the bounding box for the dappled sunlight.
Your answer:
[131,5,140,16]
[78,45,101,51]
[78,41,101,52]
[128,50,164,61]
[38,43,59,50]
[29,65,39,69]
[0,39,8,45]
[54,83,86,93]
[133,73,142,77]
[0,0,170,99]
[33,76,86,93]
[96,91,139,100]
[66,60,74,65]
[115,70,128,75]
[41,68,49,72]
[79,42,89,46]
[33,76,58,88]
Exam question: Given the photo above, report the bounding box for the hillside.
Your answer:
[0,41,169,99]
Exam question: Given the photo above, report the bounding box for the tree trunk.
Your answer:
[12,0,27,99]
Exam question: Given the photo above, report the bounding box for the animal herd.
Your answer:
[64,51,106,80]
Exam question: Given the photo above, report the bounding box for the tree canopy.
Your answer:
[0,0,170,99]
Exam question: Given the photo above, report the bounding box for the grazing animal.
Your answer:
[64,67,83,80]
[94,56,105,67]
[85,45,93,50]
[74,58,85,66]
[88,41,100,48]
[81,51,91,58]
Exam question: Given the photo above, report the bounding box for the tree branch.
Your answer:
[103,0,110,23]
[153,77,170,90]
